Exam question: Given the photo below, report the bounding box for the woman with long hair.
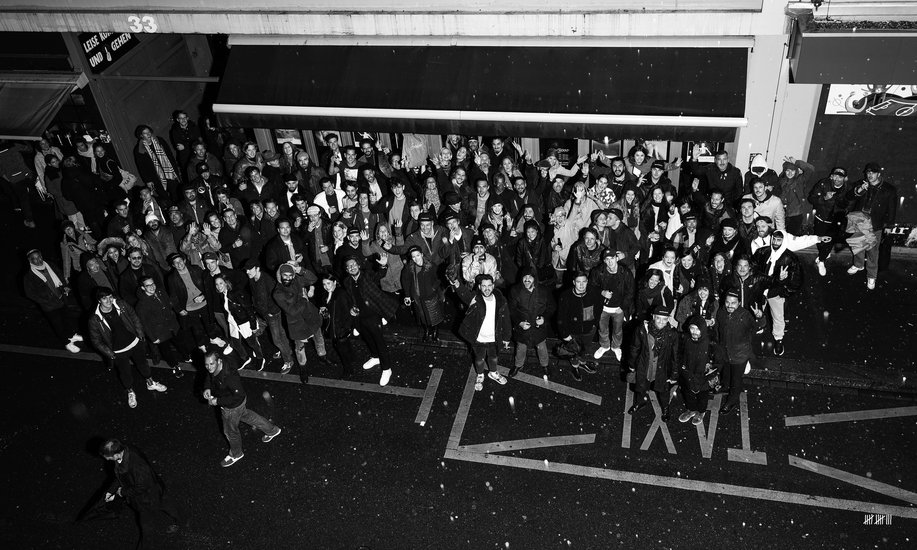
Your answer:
[60,220,97,283]
[635,268,673,322]
[362,222,407,294]
[278,141,301,175]
[402,246,445,342]
[213,274,265,371]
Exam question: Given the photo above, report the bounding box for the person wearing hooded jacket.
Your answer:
[272,262,327,379]
[743,153,781,197]
[677,316,717,425]
[88,287,167,408]
[752,231,801,357]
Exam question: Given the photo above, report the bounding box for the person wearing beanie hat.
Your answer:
[590,244,634,365]
[845,161,898,289]
[776,155,817,235]
[809,164,851,275]
[752,228,801,357]
[405,209,449,268]
[462,235,499,286]
[671,208,714,268]
[708,216,746,264]
[626,301,679,419]
[714,290,766,415]
[272,260,330,379]
[506,264,556,378]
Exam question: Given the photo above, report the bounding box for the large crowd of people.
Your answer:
[10,112,901,464]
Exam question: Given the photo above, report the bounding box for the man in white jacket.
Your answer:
[749,216,829,255]
[744,179,786,231]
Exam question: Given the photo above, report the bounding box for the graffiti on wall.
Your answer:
[825,85,917,116]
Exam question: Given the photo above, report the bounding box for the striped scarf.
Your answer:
[144,137,178,184]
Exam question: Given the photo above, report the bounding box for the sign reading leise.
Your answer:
[79,32,138,74]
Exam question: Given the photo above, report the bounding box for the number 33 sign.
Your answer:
[127,15,158,33]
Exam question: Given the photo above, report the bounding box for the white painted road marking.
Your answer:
[785,406,917,427]
[789,455,917,506]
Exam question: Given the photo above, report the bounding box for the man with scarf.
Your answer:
[89,287,167,408]
[134,125,181,203]
[715,291,766,414]
[708,218,747,265]
[342,257,399,386]
[752,231,801,357]
[626,304,680,420]
[23,249,84,353]
[845,162,898,290]
[272,262,328,381]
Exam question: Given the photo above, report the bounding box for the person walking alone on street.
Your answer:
[202,345,281,467]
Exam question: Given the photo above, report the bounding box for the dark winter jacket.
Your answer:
[589,265,635,318]
[704,163,744,206]
[108,445,165,510]
[627,320,679,393]
[204,351,247,409]
[808,179,850,222]
[752,246,802,298]
[272,270,321,341]
[135,289,180,342]
[508,282,556,346]
[680,318,715,393]
[714,305,765,365]
[556,286,602,337]
[23,262,67,312]
[322,285,355,341]
[456,286,512,345]
[846,179,898,231]
[88,299,144,358]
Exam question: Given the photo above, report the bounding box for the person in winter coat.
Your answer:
[752,231,801,357]
[626,304,680,420]
[363,222,407,293]
[507,267,556,378]
[166,252,216,350]
[515,219,553,285]
[23,249,84,353]
[452,273,512,392]
[60,220,97,284]
[402,246,445,342]
[319,273,357,378]
[721,256,766,313]
[566,228,605,281]
[100,439,182,548]
[61,156,108,236]
[404,212,450,268]
[707,252,732,304]
[808,167,851,276]
[777,157,817,235]
[845,162,898,290]
[708,218,747,265]
[715,291,766,414]
[119,247,164,307]
[743,181,788,235]
[590,249,635,365]
[272,263,326,377]
[342,256,399,386]
[169,110,201,180]
[134,125,181,202]
[743,153,781,197]
[677,317,716,425]
[635,268,674,322]
[704,150,743,206]
[674,279,718,330]
[88,287,167,408]
[77,256,118,311]
[213,274,265,371]
[134,276,187,378]
[555,272,603,378]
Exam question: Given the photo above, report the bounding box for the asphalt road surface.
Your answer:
[0,339,913,549]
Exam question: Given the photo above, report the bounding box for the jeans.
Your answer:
[148,336,187,368]
[814,215,843,261]
[471,342,500,374]
[179,308,211,349]
[111,341,152,390]
[265,312,292,363]
[356,315,388,369]
[597,308,625,350]
[853,229,883,279]
[294,330,327,366]
[785,214,805,236]
[515,340,549,367]
[221,397,278,458]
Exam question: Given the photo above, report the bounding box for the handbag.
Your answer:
[119,169,138,192]
[554,338,581,359]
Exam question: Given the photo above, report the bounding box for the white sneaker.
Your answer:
[611,348,622,361]
[379,369,392,386]
[65,342,80,353]
[146,380,167,392]
[487,370,507,385]
[127,390,137,408]
[69,333,84,343]
[210,337,227,347]
[474,373,485,391]
[352,329,360,337]
[593,346,611,359]
[867,278,876,290]
[847,265,864,275]
[381,318,388,326]
[815,259,826,277]
[362,357,381,370]
[239,357,251,370]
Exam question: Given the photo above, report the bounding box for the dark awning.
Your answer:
[0,72,83,140]
[790,31,917,84]
[214,45,748,141]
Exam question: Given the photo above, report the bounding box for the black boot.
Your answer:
[508,364,521,377]
[627,398,648,415]
[431,326,440,342]
[300,362,310,385]
[569,363,582,381]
